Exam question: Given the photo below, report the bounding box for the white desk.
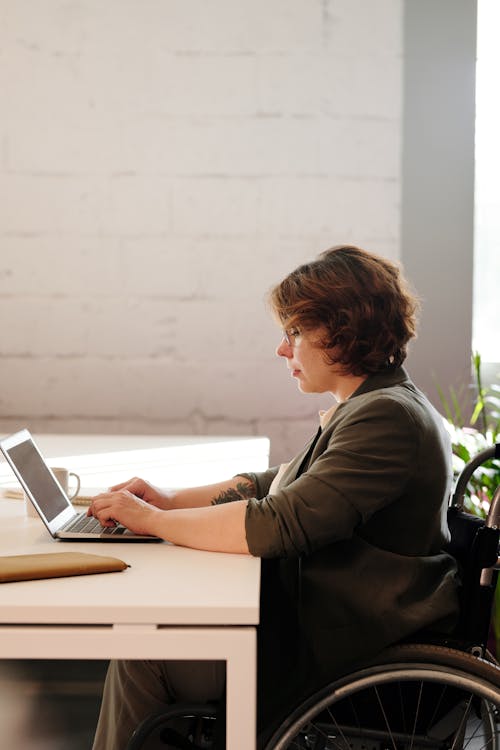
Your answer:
[0,434,268,750]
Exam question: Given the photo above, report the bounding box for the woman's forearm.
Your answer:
[88,489,253,553]
[155,500,251,553]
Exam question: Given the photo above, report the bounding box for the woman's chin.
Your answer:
[297,381,312,394]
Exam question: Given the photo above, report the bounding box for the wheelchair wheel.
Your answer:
[265,643,500,750]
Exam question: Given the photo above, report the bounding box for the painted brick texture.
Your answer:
[0,0,402,465]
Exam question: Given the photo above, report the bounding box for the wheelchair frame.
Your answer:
[128,444,500,750]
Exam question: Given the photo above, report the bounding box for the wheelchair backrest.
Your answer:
[445,505,499,648]
[444,444,500,649]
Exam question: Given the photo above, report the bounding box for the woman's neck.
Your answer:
[333,373,368,403]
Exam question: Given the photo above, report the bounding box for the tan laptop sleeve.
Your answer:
[0,551,128,583]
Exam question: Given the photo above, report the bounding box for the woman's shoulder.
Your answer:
[326,377,439,437]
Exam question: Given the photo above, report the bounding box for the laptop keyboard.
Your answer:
[64,514,127,536]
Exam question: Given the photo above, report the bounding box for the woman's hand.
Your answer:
[87,489,161,536]
[107,477,173,510]
[106,476,256,512]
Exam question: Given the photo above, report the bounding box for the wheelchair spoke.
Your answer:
[463,714,492,750]
[450,693,474,750]
[462,700,499,750]
[374,683,402,750]
[323,706,357,750]
[425,682,449,735]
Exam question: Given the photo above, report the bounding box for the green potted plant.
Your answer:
[438,352,500,517]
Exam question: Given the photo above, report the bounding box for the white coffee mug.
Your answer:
[24,466,81,517]
[51,467,81,500]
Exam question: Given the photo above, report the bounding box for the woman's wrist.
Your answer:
[160,489,180,511]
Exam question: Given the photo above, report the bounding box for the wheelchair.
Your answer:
[128,443,500,750]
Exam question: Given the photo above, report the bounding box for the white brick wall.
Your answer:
[0,0,402,465]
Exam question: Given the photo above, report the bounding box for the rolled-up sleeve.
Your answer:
[235,468,279,499]
[208,468,280,507]
[245,480,360,557]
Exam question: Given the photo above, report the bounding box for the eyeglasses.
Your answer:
[282,327,301,346]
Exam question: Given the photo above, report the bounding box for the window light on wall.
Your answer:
[473,0,500,365]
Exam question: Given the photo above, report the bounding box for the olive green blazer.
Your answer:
[240,367,460,729]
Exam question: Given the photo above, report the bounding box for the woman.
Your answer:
[90,245,459,749]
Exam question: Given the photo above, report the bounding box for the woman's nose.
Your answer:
[276,337,292,358]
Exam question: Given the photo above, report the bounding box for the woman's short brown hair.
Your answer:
[269,245,419,375]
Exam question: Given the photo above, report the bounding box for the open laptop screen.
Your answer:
[3,435,69,522]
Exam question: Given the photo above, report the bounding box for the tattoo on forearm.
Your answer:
[211,480,256,506]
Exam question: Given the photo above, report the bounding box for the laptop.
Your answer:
[0,429,160,542]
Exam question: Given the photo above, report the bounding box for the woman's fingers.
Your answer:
[109,477,143,493]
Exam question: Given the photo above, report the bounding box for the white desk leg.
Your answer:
[225,628,257,750]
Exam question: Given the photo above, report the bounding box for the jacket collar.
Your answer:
[348,366,411,400]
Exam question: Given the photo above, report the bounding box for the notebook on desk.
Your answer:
[0,429,160,542]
